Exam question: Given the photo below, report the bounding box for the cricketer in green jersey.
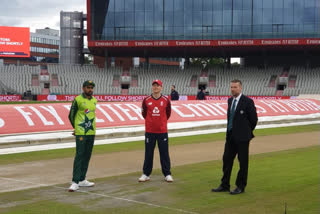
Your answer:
[68,80,97,192]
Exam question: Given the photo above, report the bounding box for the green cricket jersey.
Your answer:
[68,94,97,135]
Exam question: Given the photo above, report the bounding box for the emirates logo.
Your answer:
[153,107,160,114]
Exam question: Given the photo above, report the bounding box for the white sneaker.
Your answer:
[165,175,174,182]
[79,180,95,187]
[68,182,79,192]
[138,174,150,182]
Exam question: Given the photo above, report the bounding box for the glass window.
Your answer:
[109,0,115,11]
[116,14,125,29]
[223,0,232,10]
[184,0,192,10]
[174,27,184,39]
[233,10,242,25]
[253,9,263,24]
[125,12,134,26]
[164,12,174,26]
[213,11,223,25]
[164,27,174,39]
[273,8,283,23]
[145,27,153,39]
[175,0,184,11]
[154,0,163,11]
[243,0,251,10]
[174,11,184,26]
[284,0,293,8]
[223,10,232,25]
[263,0,272,9]
[213,0,222,10]
[154,11,163,26]
[145,0,154,10]
[135,12,145,26]
[106,12,115,27]
[146,11,154,26]
[165,0,173,11]
[135,0,145,11]
[243,10,252,25]
[273,0,283,9]
[284,8,294,24]
[125,0,134,11]
[154,26,163,39]
[203,0,213,11]
[293,0,303,24]
[115,0,124,11]
[203,11,213,26]
[263,9,273,24]
[185,10,193,25]
[234,0,242,10]
[193,12,202,26]
[253,0,263,8]
[193,0,203,11]
[305,0,315,8]
[304,8,315,23]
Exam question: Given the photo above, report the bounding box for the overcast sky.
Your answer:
[0,0,86,32]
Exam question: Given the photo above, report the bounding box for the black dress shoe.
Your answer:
[230,187,244,195]
[211,185,230,192]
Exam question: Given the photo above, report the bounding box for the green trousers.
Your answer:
[72,135,95,183]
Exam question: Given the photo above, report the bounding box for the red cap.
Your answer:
[152,79,163,86]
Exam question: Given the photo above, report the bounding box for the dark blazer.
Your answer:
[171,90,180,100]
[227,95,258,142]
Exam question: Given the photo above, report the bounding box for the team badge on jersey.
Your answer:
[148,102,152,105]
[160,101,163,106]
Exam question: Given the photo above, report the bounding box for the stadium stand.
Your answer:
[0,64,319,97]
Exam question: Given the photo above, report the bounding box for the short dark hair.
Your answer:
[231,79,242,86]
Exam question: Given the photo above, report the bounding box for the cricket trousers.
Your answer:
[72,135,95,183]
[143,132,171,177]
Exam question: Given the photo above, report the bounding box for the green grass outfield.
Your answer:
[0,124,318,165]
[0,146,318,214]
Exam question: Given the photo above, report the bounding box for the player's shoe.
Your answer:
[79,180,95,187]
[165,175,174,182]
[138,174,150,182]
[68,182,79,192]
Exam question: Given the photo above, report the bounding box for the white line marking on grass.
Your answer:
[0,177,199,214]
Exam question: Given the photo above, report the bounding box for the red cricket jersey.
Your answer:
[142,95,171,133]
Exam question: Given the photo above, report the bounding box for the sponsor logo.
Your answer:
[85,109,90,114]
[148,102,152,105]
[152,107,160,116]
[160,101,163,106]
[153,107,160,113]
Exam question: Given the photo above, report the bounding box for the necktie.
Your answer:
[227,99,237,131]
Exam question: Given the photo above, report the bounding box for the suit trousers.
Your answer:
[72,135,95,183]
[221,131,250,190]
[143,133,171,177]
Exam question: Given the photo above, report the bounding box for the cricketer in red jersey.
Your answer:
[138,79,174,183]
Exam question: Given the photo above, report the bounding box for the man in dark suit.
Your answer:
[170,85,180,101]
[212,79,258,195]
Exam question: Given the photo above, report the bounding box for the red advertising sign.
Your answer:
[0,95,21,102]
[0,26,30,58]
[37,95,149,102]
[37,95,291,102]
[0,99,319,135]
[89,38,320,48]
